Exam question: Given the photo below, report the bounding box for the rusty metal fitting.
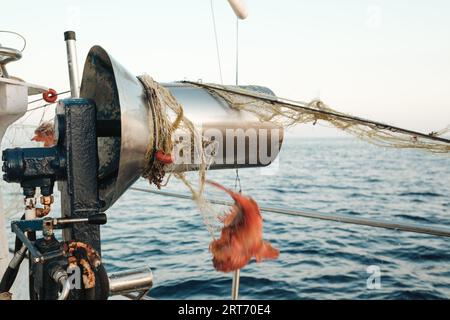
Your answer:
[0,292,12,300]
[42,217,54,239]
[24,197,36,208]
[40,195,54,206]
[68,256,78,268]
[63,241,102,269]
[79,258,96,289]
[35,205,51,218]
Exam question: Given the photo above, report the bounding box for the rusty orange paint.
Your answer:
[79,258,96,289]
[63,241,101,269]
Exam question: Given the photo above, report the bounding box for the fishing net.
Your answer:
[138,75,224,237]
[190,82,450,154]
[138,77,450,239]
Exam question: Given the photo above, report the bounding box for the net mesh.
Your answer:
[193,82,450,154]
[138,75,223,237]
[137,77,450,238]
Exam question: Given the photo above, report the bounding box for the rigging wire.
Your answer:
[129,187,450,238]
[233,17,242,194]
[210,0,224,84]
[232,16,242,301]
[27,90,71,105]
[234,168,242,193]
[235,17,239,86]
[13,90,71,125]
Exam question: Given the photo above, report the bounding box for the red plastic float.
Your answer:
[42,88,58,103]
[155,150,174,164]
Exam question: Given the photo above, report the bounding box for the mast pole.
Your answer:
[64,31,80,98]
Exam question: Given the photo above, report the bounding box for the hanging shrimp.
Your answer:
[206,180,279,273]
[31,121,55,147]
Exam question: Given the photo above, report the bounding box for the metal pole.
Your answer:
[231,269,240,300]
[64,31,80,98]
[129,187,450,238]
[231,17,241,301]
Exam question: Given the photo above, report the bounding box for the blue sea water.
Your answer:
[4,137,450,299]
[101,137,450,300]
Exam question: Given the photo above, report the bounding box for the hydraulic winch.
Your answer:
[0,32,154,300]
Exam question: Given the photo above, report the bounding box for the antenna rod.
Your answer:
[64,31,80,98]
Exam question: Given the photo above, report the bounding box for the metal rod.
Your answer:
[183,81,450,145]
[11,224,43,263]
[108,267,153,297]
[56,217,87,224]
[64,31,80,98]
[129,187,450,238]
[231,269,240,300]
[1,65,9,78]
[232,18,242,300]
[8,245,27,269]
[42,250,64,261]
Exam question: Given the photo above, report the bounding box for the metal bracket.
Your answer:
[10,214,107,264]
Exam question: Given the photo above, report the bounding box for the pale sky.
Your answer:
[2,0,450,136]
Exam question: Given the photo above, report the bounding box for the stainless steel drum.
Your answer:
[80,46,283,211]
